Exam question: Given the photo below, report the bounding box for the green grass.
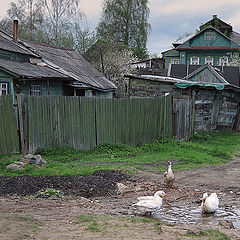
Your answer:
[77,214,162,235]
[1,131,240,177]
[185,229,230,239]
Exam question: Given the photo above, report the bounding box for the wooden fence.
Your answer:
[0,96,19,154]
[15,94,173,154]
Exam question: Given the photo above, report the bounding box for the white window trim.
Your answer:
[0,82,8,96]
[31,84,41,96]
[205,31,216,41]
[190,57,199,65]
[170,58,180,64]
[219,56,228,66]
[205,56,214,65]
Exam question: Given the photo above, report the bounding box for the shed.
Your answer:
[125,72,240,140]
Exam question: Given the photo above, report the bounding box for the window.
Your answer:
[219,56,228,66]
[30,85,41,96]
[0,82,8,96]
[205,56,214,65]
[190,57,199,65]
[205,31,216,41]
[171,58,180,64]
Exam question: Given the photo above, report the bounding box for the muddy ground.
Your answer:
[0,159,240,240]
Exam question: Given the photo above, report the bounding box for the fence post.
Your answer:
[17,93,26,154]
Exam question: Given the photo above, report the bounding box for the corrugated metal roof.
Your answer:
[0,58,68,79]
[22,40,117,91]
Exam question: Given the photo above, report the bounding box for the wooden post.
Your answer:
[17,93,26,154]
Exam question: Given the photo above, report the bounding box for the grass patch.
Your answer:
[77,214,162,235]
[1,131,240,177]
[185,229,230,239]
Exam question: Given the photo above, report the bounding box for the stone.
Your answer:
[24,154,35,160]
[35,155,43,165]
[22,154,47,165]
[7,161,26,170]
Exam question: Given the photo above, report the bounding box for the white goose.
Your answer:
[133,190,166,216]
[201,192,219,213]
[164,161,175,188]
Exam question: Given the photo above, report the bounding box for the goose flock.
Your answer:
[133,161,219,216]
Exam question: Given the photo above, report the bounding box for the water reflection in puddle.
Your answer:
[152,204,240,229]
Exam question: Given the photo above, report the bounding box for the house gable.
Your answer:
[178,27,240,50]
[200,15,232,37]
[184,65,228,85]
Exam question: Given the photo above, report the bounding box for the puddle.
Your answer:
[152,204,240,229]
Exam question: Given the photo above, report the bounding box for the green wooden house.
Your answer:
[177,26,240,66]
[0,22,116,99]
[162,15,240,70]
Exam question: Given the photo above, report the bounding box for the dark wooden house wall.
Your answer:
[128,77,240,139]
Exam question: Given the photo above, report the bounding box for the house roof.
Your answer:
[0,28,116,92]
[183,64,229,84]
[172,33,195,47]
[229,31,240,45]
[200,15,233,38]
[177,26,240,50]
[20,40,116,91]
[126,74,240,91]
[0,30,37,57]
[0,58,68,79]
[168,64,240,87]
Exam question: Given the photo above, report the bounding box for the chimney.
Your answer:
[13,19,18,42]
[213,15,217,19]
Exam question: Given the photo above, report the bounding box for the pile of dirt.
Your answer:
[0,170,129,198]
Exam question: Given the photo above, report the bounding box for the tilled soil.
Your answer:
[0,160,240,240]
[0,170,129,197]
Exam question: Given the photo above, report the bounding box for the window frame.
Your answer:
[205,56,214,65]
[219,56,228,66]
[190,57,199,65]
[30,84,41,96]
[0,82,9,96]
[170,58,180,64]
[205,31,216,41]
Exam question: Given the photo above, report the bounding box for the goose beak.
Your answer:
[202,198,206,203]
[164,194,167,199]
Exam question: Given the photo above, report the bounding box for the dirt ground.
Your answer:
[0,159,240,240]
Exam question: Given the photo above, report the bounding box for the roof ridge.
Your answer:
[22,39,74,51]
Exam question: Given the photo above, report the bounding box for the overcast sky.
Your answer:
[1,0,240,56]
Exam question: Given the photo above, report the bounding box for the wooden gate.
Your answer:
[174,98,194,141]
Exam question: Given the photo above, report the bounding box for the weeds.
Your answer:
[77,214,162,235]
[1,131,240,177]
[185,229,230,239]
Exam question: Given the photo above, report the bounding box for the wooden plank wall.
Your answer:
[0,96,19,154]
[25,96,96,153]
[96,95,173,146]
[22,95,173,153]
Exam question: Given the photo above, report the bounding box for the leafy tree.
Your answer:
[229,53,240,66]
[83,40,138,97]
[0,0,45,41]
[97,0,151,60]
[43,0,82,45]
[0,0,96,54]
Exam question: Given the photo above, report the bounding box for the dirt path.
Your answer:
[0,159,240,240]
